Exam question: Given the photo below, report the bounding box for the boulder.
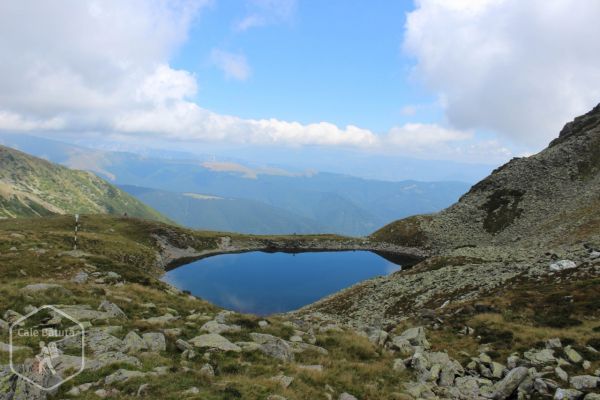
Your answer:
[583,394,600,400]
[104,369,146,385]
[123,331,147,353]
[389,337,417,356]
[556,366,569,382]
[338,393,358,400]
[142,332,166,352]
[200,320,241,334]
[271,373,294,388]
[188,334,241,353]
[98,300,127,319]
[250,333,294,362]
[569,375,599,391]
[524,348,556,366]
[396,326,430,349]
[564,347,584,364]
[20,283,70,295]
[490,366,529,400]
[549,260,578,271]
[364,327,389,347]
[176,339,193,352]
[258,320,269,328]
[199,363,215,378]
[554,388,584,399]
[144,313,179,325]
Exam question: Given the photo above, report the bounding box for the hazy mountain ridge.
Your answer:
[0,134,470,235]
[0,145,169,222]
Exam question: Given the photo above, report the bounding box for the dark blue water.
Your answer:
[163,251,404,315]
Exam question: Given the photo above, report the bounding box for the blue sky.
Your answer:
[1,0,600,182]
[173,0,438,132]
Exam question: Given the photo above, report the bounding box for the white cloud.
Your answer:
[0,0,512,164]
[404,0,600,147]
[210,50,251,81]
[0,111,65,131]
[235,0,296,31]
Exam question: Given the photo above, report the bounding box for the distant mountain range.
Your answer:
[0,133,471,235]
[0,145,169,222]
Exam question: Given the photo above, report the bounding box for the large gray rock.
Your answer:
[583,394,600,400]
[143,313,179,325]
[524,348,556,366]
[549,260,577,271]
[142,332,166,352]
[396,326,431,349]
[554,388,584,399]
[104,369,146,385]
[98,300,127,319]
[564,347,584,364]
[201,320,241,334]
[188,334,241,352]
[363,327,388,347]
[490,366,529,400]
[250,333,295,362]
[123,331,147,353]
[569,375,599,391]
[20,283,70,295]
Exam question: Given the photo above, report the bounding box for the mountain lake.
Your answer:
[163,250,408,315]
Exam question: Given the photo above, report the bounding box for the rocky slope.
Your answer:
[372,103,600,252]
[0,145,169,222]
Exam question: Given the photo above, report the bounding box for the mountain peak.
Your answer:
[551,102,600,147]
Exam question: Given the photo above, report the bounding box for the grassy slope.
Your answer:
[0,215,598,399]
[0,215,411,399]
[0,145,170,223]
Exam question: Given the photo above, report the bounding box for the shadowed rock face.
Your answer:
[373,103,600,252]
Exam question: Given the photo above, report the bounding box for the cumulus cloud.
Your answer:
[235,0,297,31]
[404,0,600,147]
[210,50,251,81]
[0,0,512,164]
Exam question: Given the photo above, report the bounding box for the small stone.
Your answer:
[71,271,89,284]
[271,374,294,388]
[182,387,200,395]
[392,358,407,372]
[199,363,215,377]
[546,338,562,349]
[289,335,303,343]
[339,393,359,400]
[176,339,193,352]
[258,320,269,328]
